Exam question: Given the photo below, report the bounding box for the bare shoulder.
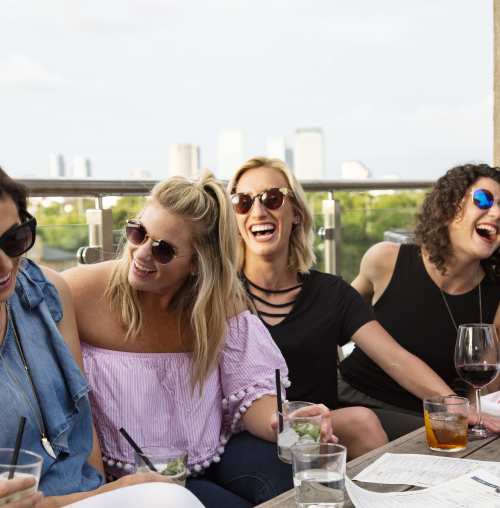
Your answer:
[40,265,72,301]
[62,261,116,299]
[360,241,400,280]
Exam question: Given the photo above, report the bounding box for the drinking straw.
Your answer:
[118,427,158,472]
[275,369,284,433]
[9,416,26,479]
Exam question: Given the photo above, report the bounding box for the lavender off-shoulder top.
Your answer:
[82,311,290,478]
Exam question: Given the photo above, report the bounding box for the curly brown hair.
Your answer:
[415,163,500,279]
[0,167,28,217]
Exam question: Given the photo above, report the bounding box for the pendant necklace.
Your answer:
[439,281,483,333]
[7,304,57,459]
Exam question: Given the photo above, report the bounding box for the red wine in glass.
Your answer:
[454,324,500,439]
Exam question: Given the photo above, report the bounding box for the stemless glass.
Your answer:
[454,323,500,439]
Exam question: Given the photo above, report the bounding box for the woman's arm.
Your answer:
[351,242,399,304]
[352,320,454,400]
[242,395,277,442]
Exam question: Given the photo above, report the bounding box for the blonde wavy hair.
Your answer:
[228,156,316,273]
[106,171,247,388]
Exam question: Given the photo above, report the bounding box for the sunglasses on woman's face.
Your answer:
[125,220,184,265]
[231,187,292,215]
[0,213,37,258]
[472,188,500,210]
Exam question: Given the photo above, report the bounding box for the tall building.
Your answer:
[217,129,246,179]
[341,160,371,179]
[265,136,294,169]
[48,154,66,178]
[168,144,200,178]
[72,156,92,178]
[294,128,325,180]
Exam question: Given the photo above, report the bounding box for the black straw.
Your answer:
[275,369,284,433]
[119,427,158,472]
[9,417,26,479]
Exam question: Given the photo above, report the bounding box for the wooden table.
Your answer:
[257,427,500,507]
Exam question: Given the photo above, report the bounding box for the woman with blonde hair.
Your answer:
[228,156,480,446]
[63,172,297,507]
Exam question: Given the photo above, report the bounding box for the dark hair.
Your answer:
[0,167,28,217]
[415,163,500,278]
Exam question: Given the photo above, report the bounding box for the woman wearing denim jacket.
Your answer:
[0,168,202,508]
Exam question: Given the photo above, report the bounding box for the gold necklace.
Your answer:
[439,282,483,332]
[7,304,57,458]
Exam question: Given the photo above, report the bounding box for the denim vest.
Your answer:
[0,259,103,496]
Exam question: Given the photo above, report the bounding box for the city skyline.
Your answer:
[0,1,493,180]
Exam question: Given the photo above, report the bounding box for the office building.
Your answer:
[217,129,245,179]
[72,156,92,178]
[294,128,325,180]
[168,144,200,178]
[341,160,371,180]
[48,154,66,178]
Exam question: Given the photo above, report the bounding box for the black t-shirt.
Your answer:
[258,270,374,409]
[340,244,500,413]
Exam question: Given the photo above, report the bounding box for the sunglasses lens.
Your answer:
[2,223,34,257]
[126,222,146,245]
[232,194,253,214]
[262,188,285,210]
[152,241,176,264]
[473,189,494,210]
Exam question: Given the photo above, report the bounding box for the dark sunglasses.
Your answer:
[231,187,292,215]
[0,213,37,258]
[472,188,500,210]
[125,220,185,265]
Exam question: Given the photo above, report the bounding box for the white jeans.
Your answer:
[66,482,204,508]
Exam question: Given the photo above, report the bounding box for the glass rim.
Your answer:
[423,395,469,406]
[290,442,347,458]
[458,323,495,329]
[0,448,43,467]
[134,446,187,458]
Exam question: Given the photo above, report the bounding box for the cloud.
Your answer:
[0,55,65,89]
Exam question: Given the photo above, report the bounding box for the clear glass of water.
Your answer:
[291,443,346,508]
[0,448,43,505]
[277,401,322,463]
[134,446,188,486]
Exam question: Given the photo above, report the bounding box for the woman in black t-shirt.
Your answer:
[342,164,500,419]
[227,157,494,451]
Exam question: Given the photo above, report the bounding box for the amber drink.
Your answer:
[423,396,469,452]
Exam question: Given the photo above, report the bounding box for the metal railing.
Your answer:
[22,178,435,272]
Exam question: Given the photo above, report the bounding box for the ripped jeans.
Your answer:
[186,431,293,507]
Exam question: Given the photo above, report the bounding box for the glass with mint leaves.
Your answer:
[277,401,322,463]
[135,446,188,486]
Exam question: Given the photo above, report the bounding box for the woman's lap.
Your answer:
[337,373,423,441]
[186,431,292,507]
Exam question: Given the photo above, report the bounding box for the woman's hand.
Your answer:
[468,407,500,433]
[270,403,339,443]
[0,477,43,507]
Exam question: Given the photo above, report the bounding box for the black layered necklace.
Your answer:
[242,274,302,318]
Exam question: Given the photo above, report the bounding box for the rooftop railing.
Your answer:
[22,178,435,276]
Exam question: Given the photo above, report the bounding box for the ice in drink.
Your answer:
[424,410,468,452]
[0,472,38,506]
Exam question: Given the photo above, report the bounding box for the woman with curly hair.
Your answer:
[340,163,500,419]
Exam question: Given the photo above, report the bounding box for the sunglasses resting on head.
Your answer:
[125,220,187,265]
[0,213,37,258]
[231,187,292,215]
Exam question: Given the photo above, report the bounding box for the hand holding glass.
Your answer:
[454,323,500,439]
[134,447,187,486]
[0,449,42,506]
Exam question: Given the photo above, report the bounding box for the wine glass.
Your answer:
[454,323,500,439]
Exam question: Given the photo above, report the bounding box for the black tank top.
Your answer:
[340,243,500,413]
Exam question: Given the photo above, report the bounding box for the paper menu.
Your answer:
[346,469,500,507]
[352,452,500,487]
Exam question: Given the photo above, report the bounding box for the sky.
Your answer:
[0,0,493,180]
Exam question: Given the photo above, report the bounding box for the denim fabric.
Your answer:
[186,431,293,507]
[0,259,103,496]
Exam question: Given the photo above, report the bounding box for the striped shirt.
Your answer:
[82,310,289,478]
